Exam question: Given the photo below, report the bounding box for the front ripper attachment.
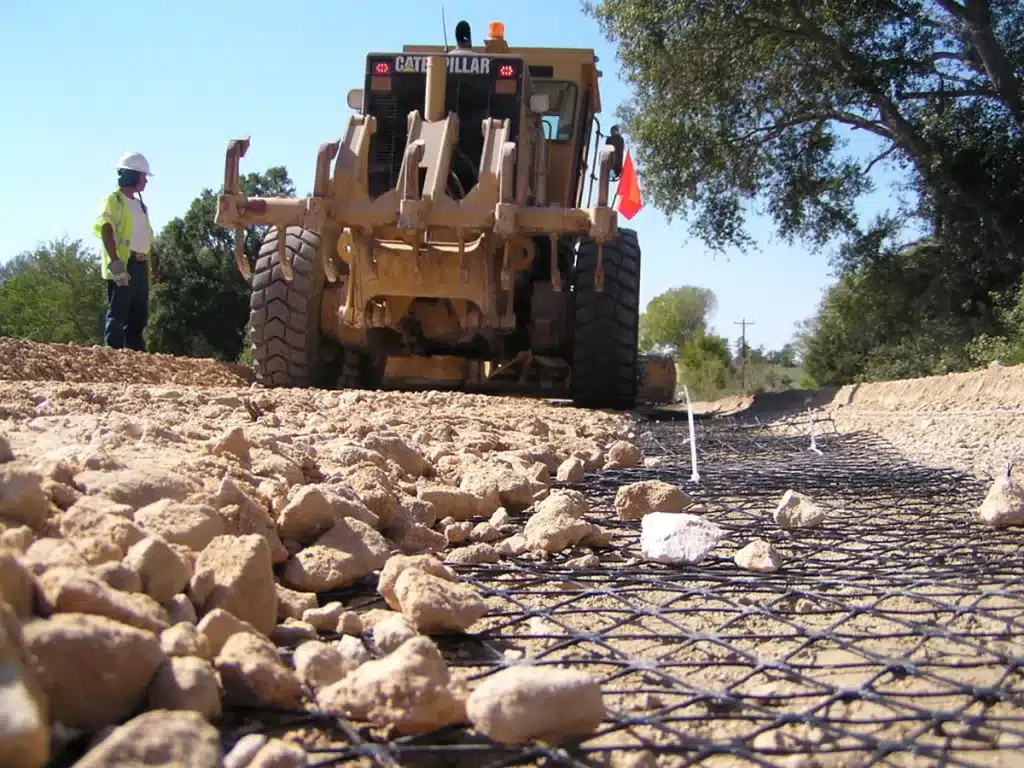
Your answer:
[223,137,252,280]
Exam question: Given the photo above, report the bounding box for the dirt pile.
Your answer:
[0,338,253,387]
[0,341,647,765]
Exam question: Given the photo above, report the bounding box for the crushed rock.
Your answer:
[640,513,725,566]
[614,480,691,520]
[773,490,827,530]
[466,666,605,744]
[317,636,466,734]
[734,539,784,572]
[976,470,1024,527]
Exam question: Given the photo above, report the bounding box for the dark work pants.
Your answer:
[104,256,149,351]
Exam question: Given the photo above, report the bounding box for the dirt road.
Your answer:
[1,338,1021,767]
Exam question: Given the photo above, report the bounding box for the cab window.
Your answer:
[533,80,579,143]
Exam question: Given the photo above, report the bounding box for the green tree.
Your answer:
[678,331,732,399]
[146,167,295,361]
[638,286,718,355]
[585,0,1024,254]
[0,238,107,344]
[589,0,1024,385]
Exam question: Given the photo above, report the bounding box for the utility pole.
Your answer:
[735,318,755,393]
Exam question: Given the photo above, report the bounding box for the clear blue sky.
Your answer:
[0,0,908,352]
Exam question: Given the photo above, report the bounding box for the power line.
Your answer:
[735,318,755,392]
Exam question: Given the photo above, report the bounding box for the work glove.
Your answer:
[110,259,130,287]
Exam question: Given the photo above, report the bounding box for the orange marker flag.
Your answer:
[615,148,643,220]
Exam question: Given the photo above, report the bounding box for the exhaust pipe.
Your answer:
[425,55,446,122]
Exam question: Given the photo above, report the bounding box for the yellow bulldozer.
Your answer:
[215,19,676,409]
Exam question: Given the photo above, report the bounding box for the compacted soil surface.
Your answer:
[0,338,1021,768]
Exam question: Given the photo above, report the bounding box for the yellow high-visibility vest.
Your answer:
[92,190,154,281]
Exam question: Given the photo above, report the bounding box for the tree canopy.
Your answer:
[0,238,106,345]
[145,167,295,361]
[589,0,1024,384]
[586,0,1024,254]
[639,285,718,355]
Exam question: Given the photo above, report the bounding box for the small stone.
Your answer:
[292,640,357,692]
[418,484,479,522]
[335,611,363,636]
[224,734,268,768]
[277,583,319,621]
[73,468,195,510]
[523,509,598,554]
[123,536,192,604]
[317,636,466,735]
[281,519,390,593]
[22,537,87,574]
[565,554,600,569]
[556,457,585,482]
[38,567,168,633]
[393,523,448,555]
[72,536,123,565]
[46,481,81,510]
[23,612,167,730]
[614,481,690,520]
[277,485,378,544]
[60,508,146,552]
[640,513,725,565]
[363,433,430,478]
[215,631,301,708]
[164,594,198,625]
[302,601,346,632]
[470,522,503,543]
[272,618,319,645]
[147,656,223,719]
[196,608,261,656]
[604,441,642,469]
[210,426,251,464]
[378,554,458,610]
[735,539,784,573]
[495,535,528,557]
[248,739,308,768]
[466,666,604,744]
[65,494,134,521]
[160,623,212,659]
[0,549,38,618]
[189,534,277,636]
[93,561,143,594]
[0,463,50,529]
[445,543,500,565]
[773,490,827,530]
[534,489,589,519]
[0,525,34,553]
[71,710,220,768]
[976,472,1024,527]
[444,521,474,544]
[489,508,512,528]
[527,462,551,486]
[643,456,670,469]
[371,613,418,654]
[134,500,226,552]
[0,433,12,463]
[393,568,487,633]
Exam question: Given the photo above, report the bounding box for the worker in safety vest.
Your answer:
[93,152,155,351]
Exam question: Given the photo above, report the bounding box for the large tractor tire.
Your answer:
[569,228,641,410]
[248,226,336,389]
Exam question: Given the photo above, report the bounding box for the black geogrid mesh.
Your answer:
[222,411,1024,767]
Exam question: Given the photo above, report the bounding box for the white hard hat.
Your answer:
[116,152,153,177]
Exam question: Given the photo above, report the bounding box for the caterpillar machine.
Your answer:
[214,19,677,409]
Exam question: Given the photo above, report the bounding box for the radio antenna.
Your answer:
[441,6,450,51]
